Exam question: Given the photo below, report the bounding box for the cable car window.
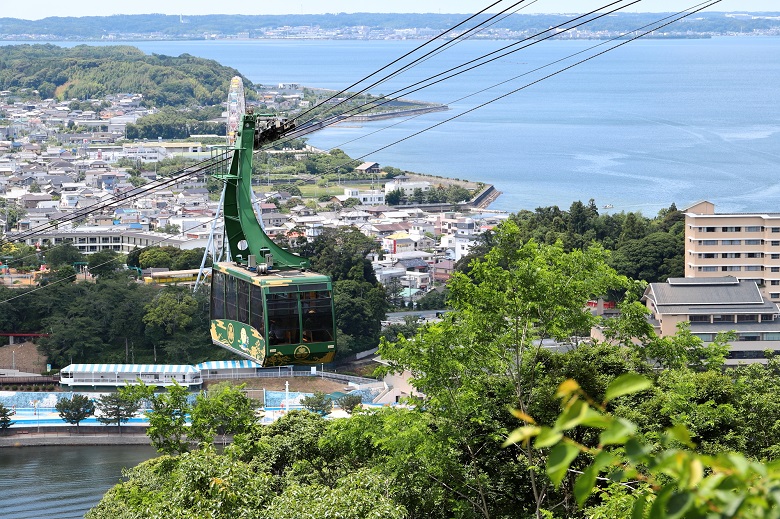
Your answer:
[301,290,334,342]
[237,279,249,324]
[225,275,238,321]
[267,292,300,345]
[211,271,225,320]
[250,285,264,335]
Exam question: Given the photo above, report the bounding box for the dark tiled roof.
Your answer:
[649,278,763,306]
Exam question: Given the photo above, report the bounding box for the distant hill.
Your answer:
[0,44,256,106]
[0,12,778,40]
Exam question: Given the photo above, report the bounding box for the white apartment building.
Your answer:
[685,201,780,300]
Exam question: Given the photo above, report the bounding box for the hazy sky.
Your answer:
[4,0,774,20]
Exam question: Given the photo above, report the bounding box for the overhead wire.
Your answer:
[318,0,720,155]
[10,0,642,242]
[294,0,723,176]
[272,0,644,146]
[0,0,722,306]
[292,0,507,123]
[0,216,220,305]
[292,0,536,128]
[7,0,718,253]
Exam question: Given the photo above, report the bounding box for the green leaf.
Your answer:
[503,425,541,447]
[666,491,694,519]
[534,427,564,449]
[666,423,696,448]
[604,373,652,403]
[649,485,674,519]
[625,438,653,462]
[547,442,581,487]
[574,465,599,506]
[555,400,591,431]
[631,494,647,519]
[599,418,637,446]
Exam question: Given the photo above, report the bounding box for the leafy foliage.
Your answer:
[300,391,333,416]
[335,393,363,414]
[95,390,141,430]
[508,376,780,518]
[459,201,684,283]
[188,382,257,446]
[0,44,254,107]
[55,394,95,430]
[0,403,15,432]
[145,382,191,455]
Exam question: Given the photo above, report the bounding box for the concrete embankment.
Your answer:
[0,426,151,447]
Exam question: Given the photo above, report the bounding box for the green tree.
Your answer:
[87,250,121,277]
[300,391,333,416]
[43,243,84,268]
[188,382,257,446]
[0,403,15,433]
[336,393,363,414]
[138,247,173,269]
[157,223,180,235]
[385,188,403,205]
[378,220,632,518]
[95,391,141,432]
[55,394,95,432]
[145,381,191,455]
[143,289,198,335]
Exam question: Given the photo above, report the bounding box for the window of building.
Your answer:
[773,228,780,233]
[773,254,780,260]
[772,280,780,286]
[746,226,762,232]
[703,227,717,232]
[698,266,718,272]
[700,240,718,246]
[772,294,780,299]
[694,333,714,341]
[730,350,766,359]
[738,334,761,341]
[761,314,775,322]
[772,267,780,273]
[712,315,734,322]
[722,266,741,271]
[746,266,763,271]
[746,252,763,258]
[699,253,717,258]
[745,240,763,246]
[765,332,780,341]
[722,253,741,258]
[737,315,758,323]
[772,241,780,246]
[689,315,709,323]
[722,226,742,232]
[722,240,741,245]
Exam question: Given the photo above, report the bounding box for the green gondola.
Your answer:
[209,105,336,366]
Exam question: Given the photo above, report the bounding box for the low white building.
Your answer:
[59,363,202,388]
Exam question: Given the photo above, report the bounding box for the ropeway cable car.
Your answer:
[209,101,336,367]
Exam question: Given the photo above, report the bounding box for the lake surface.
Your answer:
[0,444,156,519]
[5,36,777,215]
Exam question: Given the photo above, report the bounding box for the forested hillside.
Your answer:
[0,44,255,105]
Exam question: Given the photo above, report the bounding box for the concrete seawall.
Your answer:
[0,426,152,447]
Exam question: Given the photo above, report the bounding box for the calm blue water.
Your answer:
[6,37,777,215]
[0,445,156,519]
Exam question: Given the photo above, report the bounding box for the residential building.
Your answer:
[684,201,780,299]
[643,276,780,364]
